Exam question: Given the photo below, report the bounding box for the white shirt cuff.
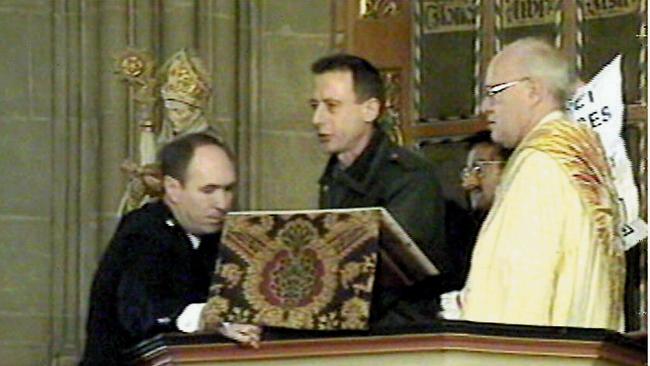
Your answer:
[176,303,206,333]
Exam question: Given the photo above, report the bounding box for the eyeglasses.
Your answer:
[483,77,530,98]
[460,161,505,180]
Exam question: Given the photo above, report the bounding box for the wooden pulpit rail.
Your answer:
[129,321,646,366]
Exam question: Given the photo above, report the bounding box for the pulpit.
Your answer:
[128,320,646,366]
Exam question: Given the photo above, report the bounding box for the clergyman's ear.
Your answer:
[163,175,182,203]
[527,78,544,104]
[362,97,381,123]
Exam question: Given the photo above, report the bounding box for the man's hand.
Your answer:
[439,290,463,320]
[218,322,262,348]
[177,303,263,347]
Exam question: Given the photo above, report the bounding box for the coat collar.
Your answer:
[146,200,220,247]
[147,200,179,228]
[318,129,393,194]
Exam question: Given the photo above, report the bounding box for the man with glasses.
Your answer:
[440,133,510,291]
[459,38,624,330]
[461,132,510,219]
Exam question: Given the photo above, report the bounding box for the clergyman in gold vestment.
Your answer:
[461,38,624,330]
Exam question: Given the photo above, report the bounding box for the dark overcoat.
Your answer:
[318,130,451,326]
[80,201,219,365]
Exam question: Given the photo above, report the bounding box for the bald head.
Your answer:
[482,38,577,148]
[495,38,577,105]
[160,133,238,235]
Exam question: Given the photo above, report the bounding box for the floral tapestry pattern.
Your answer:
[202,210,380,330]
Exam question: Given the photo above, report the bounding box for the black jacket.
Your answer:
[318,130,450,325]
[80,201,220,365]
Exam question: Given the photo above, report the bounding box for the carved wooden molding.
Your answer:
[379,69,405,145]
[359,0,400,19]
[132,330,646,366]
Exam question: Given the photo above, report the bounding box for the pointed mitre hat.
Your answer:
[159,49,211,108]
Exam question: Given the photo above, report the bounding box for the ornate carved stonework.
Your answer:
[114,48,215,215]
[360,0,400,19]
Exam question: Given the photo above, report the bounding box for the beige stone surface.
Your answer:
[0,118,52,216]
[0,1,333,364]
[262,0,330,34]
[161,0,196,58]
[0,314,50,343]
[210,15,238,121]
[252,0,331,211]
[0,345,49,366]
[260,33,330,132]
[0,10,51,118]
[0,218,51,315]
[0,2,55,364]
[258,130,327,210]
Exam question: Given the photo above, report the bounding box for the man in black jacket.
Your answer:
[80,133,258,365]
[309,54,450,327]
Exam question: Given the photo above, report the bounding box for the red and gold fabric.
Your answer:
[202,210,380,331]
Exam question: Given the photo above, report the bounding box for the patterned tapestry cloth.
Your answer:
[202,209,381,331]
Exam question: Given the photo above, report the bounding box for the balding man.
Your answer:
[81,133,259,365]
[461,38,624,330]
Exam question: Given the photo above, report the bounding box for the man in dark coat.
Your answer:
[309,54,451,327]
[80,133,258,365]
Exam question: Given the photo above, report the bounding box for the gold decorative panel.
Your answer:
[500,0,557,28]
[415,0,478,120]
[582,0,639,19]
[360,0,400,19]
[495,0,561,49]
[421,0,477,34]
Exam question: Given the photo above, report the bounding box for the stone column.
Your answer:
[49,0,103,364]
[161,0,197,58]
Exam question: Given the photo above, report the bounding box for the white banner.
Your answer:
[567,55,647,250]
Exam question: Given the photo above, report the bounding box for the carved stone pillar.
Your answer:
[50,0,103,364]
[161,0,197,57]
[234,0,262,209]
[45,2,321,364]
